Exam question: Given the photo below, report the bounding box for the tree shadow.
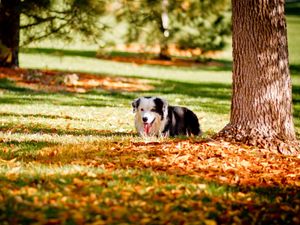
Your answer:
[0,112,85,121]
[285,1,300,16]
[0,121,132,137]
[0,78,35,93]
[0,140,56,160]
[153,80,232,99]
[0,131,135,162]
[21,47,97,58]
[290,64,300,76]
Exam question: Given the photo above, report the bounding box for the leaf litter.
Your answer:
[1,137,299,224]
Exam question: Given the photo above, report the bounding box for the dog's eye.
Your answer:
[151,108,156,112]
[141,108,144,111]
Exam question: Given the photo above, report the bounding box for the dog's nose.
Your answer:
[142,117,148,122]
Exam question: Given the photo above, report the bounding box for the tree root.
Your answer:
[216,124,300,155]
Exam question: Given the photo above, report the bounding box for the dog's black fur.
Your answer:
[162,106,201,136]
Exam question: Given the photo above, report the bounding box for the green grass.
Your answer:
[0,13,299,225]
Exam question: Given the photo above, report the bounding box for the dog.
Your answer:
[132,96,201,137]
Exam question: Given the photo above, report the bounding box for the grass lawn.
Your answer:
[0,12,299,225]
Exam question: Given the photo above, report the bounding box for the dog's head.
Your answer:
[132,97,168,135]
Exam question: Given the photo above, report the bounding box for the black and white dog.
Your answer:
[132,97,201,137]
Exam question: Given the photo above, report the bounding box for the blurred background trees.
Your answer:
[0,0,231,67]
[112,0,231,59]
[20,0,107,45]
[0,0,106,67]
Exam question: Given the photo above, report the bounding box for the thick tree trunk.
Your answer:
[219,0,298,153]
[0,0,20,68]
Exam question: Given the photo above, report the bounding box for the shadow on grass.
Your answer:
[290,64,300,76]
[293,85,300,102]
[20,47,97,58]
[0,122,132,137]
[286,2,300,16]
[0,140,56,160]
[0,78,34,93]
[154,80,232,99]
[0,112,85,121]
[293,85,300,134]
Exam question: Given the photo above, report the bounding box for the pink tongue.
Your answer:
[144,123,151,134]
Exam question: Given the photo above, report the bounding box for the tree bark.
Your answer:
[219,0,298,153]
[0,0,20,68]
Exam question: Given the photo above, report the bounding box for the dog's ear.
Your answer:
[154,97,168,117]
[132,98,140,113]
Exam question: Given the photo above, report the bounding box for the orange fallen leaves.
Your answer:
[88,139,300,188]
[28,138,300,188]
[0,67,154,93]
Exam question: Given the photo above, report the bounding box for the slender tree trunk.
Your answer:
[159,0,171,60]
[219,0,297,152]
[0,0,20,68]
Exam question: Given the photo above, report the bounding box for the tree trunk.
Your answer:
[158,44,170,60]
[0,0,20,68]
[219,0,298,153]
[158,0,171,60]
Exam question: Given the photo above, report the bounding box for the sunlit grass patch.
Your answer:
[0,78,231,137]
